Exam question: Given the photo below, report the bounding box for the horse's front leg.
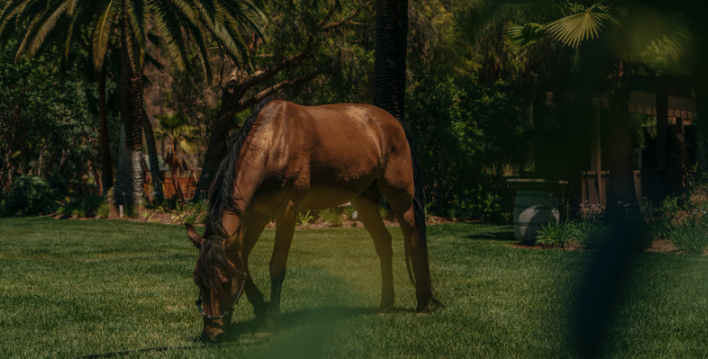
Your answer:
[241,211,272,320]
[258,202,297,335]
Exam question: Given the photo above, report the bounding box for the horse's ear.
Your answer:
[185,223,204,249]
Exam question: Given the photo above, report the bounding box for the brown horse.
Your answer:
[185,99,440,342]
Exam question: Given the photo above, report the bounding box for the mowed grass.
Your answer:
[1,218,707,358]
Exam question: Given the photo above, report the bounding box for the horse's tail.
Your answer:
[398,120,443,310]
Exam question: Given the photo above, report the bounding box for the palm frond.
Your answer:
[546,4,619,47]
[0,0,28,39]
[25,2,68,58]
[144,51,165,71]
[505,22,546,48]
[126,0,147,51]
[193,1,248,61]
[641,13,695,59]
[66,0,79,15]
[148,0,187,69]
[184,20,212,82]
[91,0,117,70]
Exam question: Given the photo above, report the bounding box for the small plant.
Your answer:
[628,216,657,252]
[71,207,85,218]
[97,202,110,219]
[379,207,389,220]
[536,221,575,248]
[319,208,343,227]
[342,206,357,220]
[671,223,708,255]
[183,213,198,224]
[297,210,314,230]
[653,195,680,239]
[575,221,610,249]
[425,203,436,225]
[143,210,152,221]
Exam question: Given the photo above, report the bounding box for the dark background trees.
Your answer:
[0,0,702,221]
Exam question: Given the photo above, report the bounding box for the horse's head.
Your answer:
[185,224,246,342]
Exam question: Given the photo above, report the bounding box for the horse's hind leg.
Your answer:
[380,182,435,314]
[352,195,395,313]
[241,211,272,320]
[259,201,297,334]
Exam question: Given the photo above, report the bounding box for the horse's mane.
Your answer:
[204,98,277,239]
[196,237,240,293]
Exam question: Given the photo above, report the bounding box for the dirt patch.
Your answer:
[510,242,584,251]
[645,239,678,254]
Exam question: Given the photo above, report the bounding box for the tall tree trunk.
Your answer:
[373,0,408,122]
[142,109,165,203]
[114,16,145,210]
[193,97,240,201]
[605,62,636,219]
[172,137,186,203]
[98,66,113,196]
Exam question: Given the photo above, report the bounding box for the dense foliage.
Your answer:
[0,42,98,204]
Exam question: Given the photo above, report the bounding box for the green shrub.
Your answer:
[628,217,657,252]
[80,195,105,217]
[298,210,314,230]
[536,221,575,248]
[576,221,610,249]
[1,175,59,216]
[671,223,708,255]
[319,208,342,227]
[379,207,389,220]
[97,202,110,219]
[342,206,356,220]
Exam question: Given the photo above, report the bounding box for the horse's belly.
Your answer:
[298,186,366,210]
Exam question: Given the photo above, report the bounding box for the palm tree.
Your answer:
[154,112,201,203]
[0,0,265,210]
[505,1,694,217]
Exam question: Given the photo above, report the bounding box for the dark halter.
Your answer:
[195,270,248,320]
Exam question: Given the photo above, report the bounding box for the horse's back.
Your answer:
[249,101,413,210]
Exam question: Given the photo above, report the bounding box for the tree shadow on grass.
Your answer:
[465,225,516,241]
[227,306,374,338]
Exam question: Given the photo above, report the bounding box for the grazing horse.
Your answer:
[185,99,441,342]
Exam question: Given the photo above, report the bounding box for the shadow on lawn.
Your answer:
[465,225,516,241]
[228,306,373,338]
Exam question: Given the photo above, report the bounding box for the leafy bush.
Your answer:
[319,208,342,227]
[97,203,110,219]
[627,216,658,252]
[379,207,389,220]
[1,175,59,216]
[671,223,708,255]
[342,206,357,220]
[575,221,611,249]
[536,221,575,248]
[297,210,314,230]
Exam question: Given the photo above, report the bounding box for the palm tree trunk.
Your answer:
[142,109,165,203]
[172,137,185,203]
[605,62,636,220]
[114,15,145,210]
[98,67,113,196]
[373,0,408,122]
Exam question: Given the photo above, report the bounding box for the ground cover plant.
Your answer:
[1,218,707,358]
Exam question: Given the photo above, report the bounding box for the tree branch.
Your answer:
[237,70,321,111]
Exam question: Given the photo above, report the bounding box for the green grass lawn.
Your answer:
[1,218,707,358]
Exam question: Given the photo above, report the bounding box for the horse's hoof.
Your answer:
[416,305,430,315]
